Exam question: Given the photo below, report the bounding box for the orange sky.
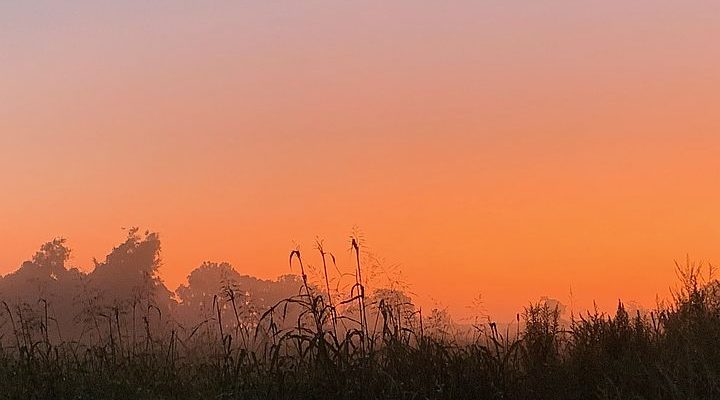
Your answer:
[2,1,720,320]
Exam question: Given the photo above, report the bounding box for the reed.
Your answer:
[1,242,720,400]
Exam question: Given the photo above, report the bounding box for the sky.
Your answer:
[2,1,720,320]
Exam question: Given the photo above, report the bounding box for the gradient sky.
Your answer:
[2,1,720,320]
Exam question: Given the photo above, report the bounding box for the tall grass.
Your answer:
[1,248,720,399]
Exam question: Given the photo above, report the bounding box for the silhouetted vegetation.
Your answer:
[1,231,719,399]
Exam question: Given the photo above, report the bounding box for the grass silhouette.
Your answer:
[0,236,719,399]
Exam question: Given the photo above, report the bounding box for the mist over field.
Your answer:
[0,229,432,348]
[4,0,720,398]
[3,230,720,399]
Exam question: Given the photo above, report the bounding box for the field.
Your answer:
[1,233,719,399]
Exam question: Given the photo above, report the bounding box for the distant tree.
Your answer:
[80,228,175,347]
[175,262,305,334]
[0,238,84,343]
[88,228,173,311]
[175,261,243,334]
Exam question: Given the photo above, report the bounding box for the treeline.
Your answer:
[0,229,421,356]
[1,230,719,399]
[0,229,313,345]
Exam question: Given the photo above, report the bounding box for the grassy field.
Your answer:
[1,238,720,399]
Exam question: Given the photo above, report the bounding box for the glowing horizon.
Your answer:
[2,1,720,320]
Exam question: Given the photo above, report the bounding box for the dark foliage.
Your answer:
[1,235,718,399]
